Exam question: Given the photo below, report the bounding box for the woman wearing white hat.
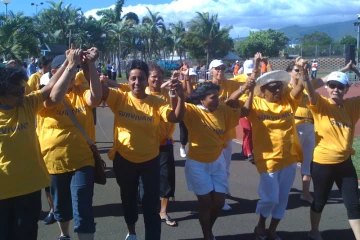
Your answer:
[303,67,360,240]
[228,58,308,240]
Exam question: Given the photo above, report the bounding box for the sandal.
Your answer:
[161,215,178,227]
[254,226,266,240]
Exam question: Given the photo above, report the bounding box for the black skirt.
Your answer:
[159,144,176,198]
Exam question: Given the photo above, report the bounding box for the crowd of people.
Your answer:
[1,44,360,240]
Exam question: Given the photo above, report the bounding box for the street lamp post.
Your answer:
[354,14,360,66]
[1,0,11,19]
[31,2,43,15]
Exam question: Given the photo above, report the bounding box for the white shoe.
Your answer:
[308,231,323,240]
[125,233,137,240]
[222,201,232,211]
[180,147,187,158]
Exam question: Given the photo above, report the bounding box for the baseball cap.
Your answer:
[189,68,197,76]
[51,55,66,69]
[327,71,349,85]
[243,60,254,74]
[236,60,239,63]
[208,59,224,70]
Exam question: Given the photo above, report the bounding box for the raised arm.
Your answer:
[290,57,306,99]
[83,47,102,107]
[42,49,81,108]
[167,80,185,123]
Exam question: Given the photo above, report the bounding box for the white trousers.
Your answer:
[296,122,315,176]
[223,140,233,178]
[256,163,297,219]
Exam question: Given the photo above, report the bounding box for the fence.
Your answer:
[284,44,349,58]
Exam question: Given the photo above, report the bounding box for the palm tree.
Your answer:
[186,12,233,67]
[0,11,41,60]
[142,7,165,60]
[170,21,186,61]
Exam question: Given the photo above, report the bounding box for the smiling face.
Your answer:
[261,81,284,103]
[128,69,148,98]
[148,70,163,91]
[211,65,226,81]
[326,80,348,101]
[201,89,220,112]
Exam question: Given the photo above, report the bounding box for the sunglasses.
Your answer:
[214,66,226,71]
[263,82,283,92]
[293,69,300,72]
[327,82,345,90]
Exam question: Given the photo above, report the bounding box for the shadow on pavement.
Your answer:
[93,203,123,218]
[179,228,355,240]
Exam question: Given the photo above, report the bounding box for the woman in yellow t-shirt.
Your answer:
[0,50,84,240]
[101,60,185,240]
[231,63,306,240]
[304,68,360,240]
[184,80,255,240]
[37,48,103,240]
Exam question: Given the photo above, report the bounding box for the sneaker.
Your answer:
[125,233,138,240]
[180,147,187,158]
[222,201,232,211]
[43,212,56,225]
[58,236,70,240]
[308,231,323,240]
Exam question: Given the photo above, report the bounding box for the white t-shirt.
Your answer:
[311,62,318,71]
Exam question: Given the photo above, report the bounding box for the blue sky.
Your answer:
[2,0,360,38]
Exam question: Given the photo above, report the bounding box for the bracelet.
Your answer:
[169,90,177,98]
[65,67,74,72]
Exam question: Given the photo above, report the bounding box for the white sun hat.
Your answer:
[243,60,254,74]
[254,70,291,96]
[208,59,224,70]
[326,71,349,85]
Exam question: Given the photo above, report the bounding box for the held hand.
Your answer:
[171,70,180,79]
[99,74,108,85]
[85,47,101,62]
[244,76,256,90]
[343,60,352,72]
[254,52,262,65]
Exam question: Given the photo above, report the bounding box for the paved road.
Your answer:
[38,106,357,240]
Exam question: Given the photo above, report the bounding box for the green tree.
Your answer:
[169,21,186,61]
[185,12,233,66]
[236,29,289,58]
[300,31,332,45]
[0,12,42,60]
[340,35,357,45]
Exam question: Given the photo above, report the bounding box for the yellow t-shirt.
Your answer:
[231,74,248,83]
[295,93,313,124]
[37,87,95,174]
[106,88,172,163]
[247,87,303,173]
[183,103,241,163]
[194,80,242,140]
[145,87,176,145]
[28,72,42,92]
[309,96,360,164]
[75,70,90,89]
[0,91,50,200]
[23,80,32,95]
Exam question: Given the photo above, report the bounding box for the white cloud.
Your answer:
[84,0,360,38]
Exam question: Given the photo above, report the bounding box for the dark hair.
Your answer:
[187,82,220,105]
[148,63,164,76]
[0,66,28,96]
[285,61,296,72]
[125,60,149,80]
[38,56,51,69]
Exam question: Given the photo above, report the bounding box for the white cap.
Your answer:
[189,68,197,76]
[327,71,349,85]
[243,60,254,74]
[236,60,239,63]
[40,72,51,86]
[254,70,291,96]
[208,59,224,70]
[313,59,316,62]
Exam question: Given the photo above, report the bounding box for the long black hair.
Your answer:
[187,82,220,105]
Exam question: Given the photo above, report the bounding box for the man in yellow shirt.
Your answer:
[304,69,360,240]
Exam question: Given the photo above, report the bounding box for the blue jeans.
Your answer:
[0,190,41,240]
[50,166,95,233]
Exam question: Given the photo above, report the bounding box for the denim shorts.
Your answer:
[50,165,95,233]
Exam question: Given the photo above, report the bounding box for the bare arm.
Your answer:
[290,57,306,99]
[240,86,254,117]
[42,49,82,108]
[167,81,185,123]
[83,48,102,107]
